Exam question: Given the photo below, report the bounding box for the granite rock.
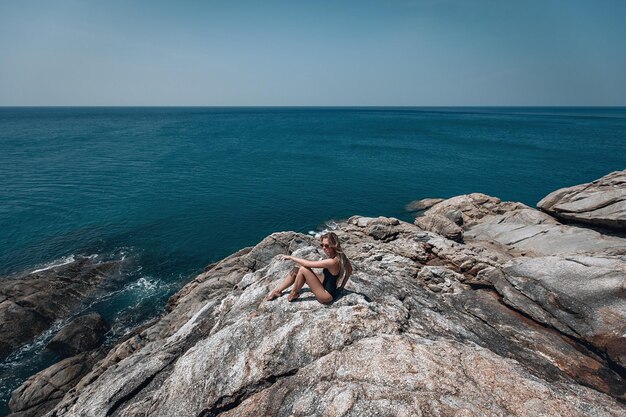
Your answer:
[41,214,626,416]
[9,173,626,417]
[415,213,464,243]
[538,170,626,230]
[8,352,102,417]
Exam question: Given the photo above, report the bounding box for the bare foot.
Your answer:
[287,291,300,302]
[265,290,282,301]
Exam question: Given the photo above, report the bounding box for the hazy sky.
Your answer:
[1,0,625,106]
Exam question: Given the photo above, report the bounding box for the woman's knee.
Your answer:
[318,294,333,304]
[298,266,315,276]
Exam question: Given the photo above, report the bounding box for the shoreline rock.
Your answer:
[7,172,626,416]
[46,313,109,358]
[404,197,444,212]
[0,256,122,360]
[538,169,626,230]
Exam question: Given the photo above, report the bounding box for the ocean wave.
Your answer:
[309,219,344,238]
[29,255,77,274]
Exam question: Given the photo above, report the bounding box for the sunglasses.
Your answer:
[320,243,332,249]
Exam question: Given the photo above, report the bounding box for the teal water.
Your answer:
[1,107,625,411]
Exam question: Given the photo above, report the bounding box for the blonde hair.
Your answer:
[321,232,349,286]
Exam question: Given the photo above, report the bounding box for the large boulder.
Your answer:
[538,170,626,230]
[0,257,122,360]
[419,193,626,257]
[415,213,464,243]
[46,313,109,358]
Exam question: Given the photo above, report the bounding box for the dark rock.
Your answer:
[0,257,121,360]
[47,313,109,358]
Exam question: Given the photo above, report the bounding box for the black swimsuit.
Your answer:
[322,268,340,299]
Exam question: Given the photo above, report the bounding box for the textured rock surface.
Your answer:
[538,170,626,230]
[9,352,102,417]
[222,336,620,417]
[415,213,464,243]
[46,313,109,358]
[419,191,626,368]
[489,256,626,367]
[0,257,122,360]
[8,173,626,416]
[421,193,626,257]
[36,211,625,416]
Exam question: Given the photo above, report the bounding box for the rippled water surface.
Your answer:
[1,106,625,411]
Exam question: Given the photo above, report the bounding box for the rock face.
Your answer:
[0,256,121,360]
[36,217,625,414]
[46,313,109,358]
[8,173,626,416]
[538,170,626,230]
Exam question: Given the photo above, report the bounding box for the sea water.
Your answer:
[1,107,625,410]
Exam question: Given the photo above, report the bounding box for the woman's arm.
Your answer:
[283,255,338,270]
[340,258,353,289]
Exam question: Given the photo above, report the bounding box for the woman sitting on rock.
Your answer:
[266,232,352,304]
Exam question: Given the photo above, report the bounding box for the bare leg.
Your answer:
[289,266,333,304]
[266,267,298,300]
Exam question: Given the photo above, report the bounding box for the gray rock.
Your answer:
[42,216,625,416]
[422,193,518,227]
[538,170,626,230]
[417,266,464,293]
[9,352,101,417]
[422,193,626,257]
[46,313,109,358]
[220,335,624,417]
[495,255,626,368]
[415,213,464,242]
[13,172,626,417]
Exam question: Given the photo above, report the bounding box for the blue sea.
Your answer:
[1,106,625,411]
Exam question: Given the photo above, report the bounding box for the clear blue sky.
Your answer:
[1,0,625,106]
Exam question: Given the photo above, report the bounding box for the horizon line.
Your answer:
[2,105,626,108]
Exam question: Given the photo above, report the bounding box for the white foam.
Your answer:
[309,219,343,239]
[133,276,158,291]
[30,255,76,274]
[325,220,339,230]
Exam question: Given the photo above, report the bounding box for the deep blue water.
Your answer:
[1,106,625,411]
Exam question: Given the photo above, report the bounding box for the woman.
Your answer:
[266,232,352,304]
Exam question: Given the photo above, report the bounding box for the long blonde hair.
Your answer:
[321,232,349,286]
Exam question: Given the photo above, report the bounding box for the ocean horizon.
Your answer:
[1,106,625,411]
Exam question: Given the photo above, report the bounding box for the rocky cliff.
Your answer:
[8,172,626,417]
